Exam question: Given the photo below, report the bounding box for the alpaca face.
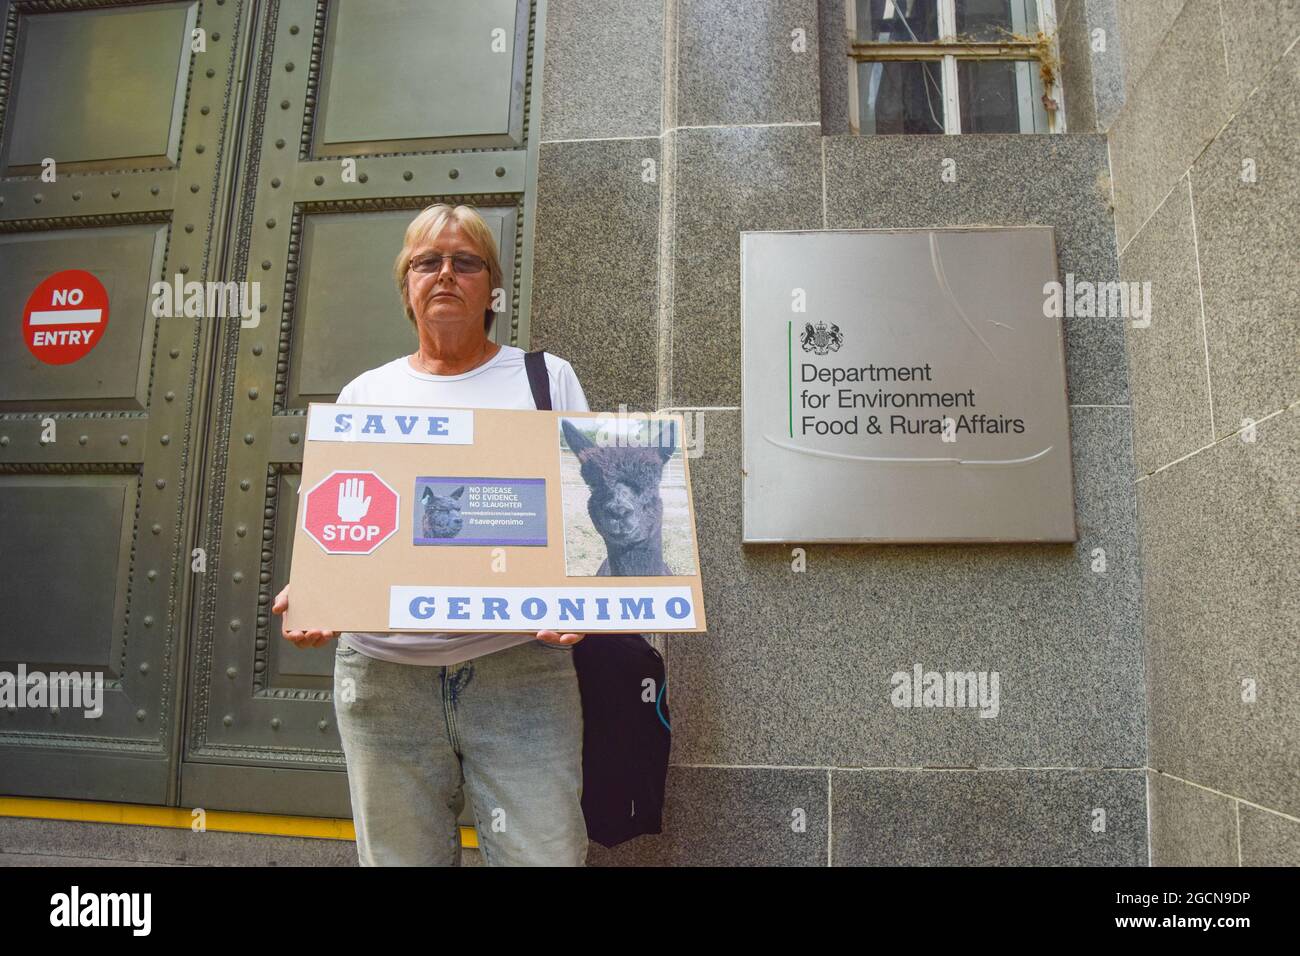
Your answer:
[421,485,465,538]
[562,419,675,548]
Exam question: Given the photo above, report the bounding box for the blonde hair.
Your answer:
[394,203,504,333]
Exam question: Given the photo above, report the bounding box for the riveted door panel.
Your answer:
[182,0,545,815]
[0,0,253,804]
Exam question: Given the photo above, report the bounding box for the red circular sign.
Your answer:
[23,269,110,365]
[302,470,400,555]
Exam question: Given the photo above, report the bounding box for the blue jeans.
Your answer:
[332,637,587,866]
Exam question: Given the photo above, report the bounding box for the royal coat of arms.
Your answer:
[800,320,843,356]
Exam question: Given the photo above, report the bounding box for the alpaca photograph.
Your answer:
[412,476,548,547]
[559,416,696,577]
[419,483,465,540]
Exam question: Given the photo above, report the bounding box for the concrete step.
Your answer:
[0,817,361,867]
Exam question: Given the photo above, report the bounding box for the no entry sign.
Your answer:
[302,470,400,555]
[23,269,110,365]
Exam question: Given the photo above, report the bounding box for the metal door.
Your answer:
[0,0,547,817]
[0,0,250,804]
[181,0,543,815]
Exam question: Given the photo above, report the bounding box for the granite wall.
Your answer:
[531,0,1156,865]
[1101,0,1300,865]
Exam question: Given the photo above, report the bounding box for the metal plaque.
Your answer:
[741,227,1077,543]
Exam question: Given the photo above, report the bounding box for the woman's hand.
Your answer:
[536,630,585,646]
[273,584,337,648]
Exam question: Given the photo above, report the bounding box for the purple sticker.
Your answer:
[414,477,548,547]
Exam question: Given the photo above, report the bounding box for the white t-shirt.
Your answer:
[323,344,590,666]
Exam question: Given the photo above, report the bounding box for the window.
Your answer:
[848,0,1064,134]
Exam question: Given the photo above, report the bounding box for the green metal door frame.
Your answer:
[0,0,254,806]
[0,0,550,818]
[180,0,550,816]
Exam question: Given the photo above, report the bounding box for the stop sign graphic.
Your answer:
[23,269,111,365]
[302,470,400,555]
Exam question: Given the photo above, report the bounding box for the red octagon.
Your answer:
[302,470,399,555]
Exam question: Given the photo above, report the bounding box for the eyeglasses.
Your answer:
[409,252,487,275]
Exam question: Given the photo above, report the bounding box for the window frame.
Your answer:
[846,0,1066,135]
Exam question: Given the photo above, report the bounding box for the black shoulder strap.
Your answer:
[524,349,552,410]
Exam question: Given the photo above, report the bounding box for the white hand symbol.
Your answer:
[337,477,372,522]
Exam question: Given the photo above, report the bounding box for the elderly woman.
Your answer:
[272,203,590,866]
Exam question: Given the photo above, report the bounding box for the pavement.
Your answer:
[0,816,483,866]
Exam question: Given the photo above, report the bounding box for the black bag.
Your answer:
[525,349,671,848]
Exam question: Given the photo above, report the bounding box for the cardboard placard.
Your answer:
[285,404,707,633]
